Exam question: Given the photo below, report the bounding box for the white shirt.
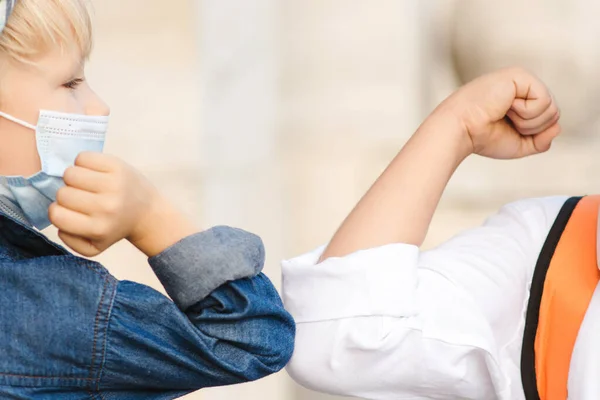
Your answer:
[282,196,600,399]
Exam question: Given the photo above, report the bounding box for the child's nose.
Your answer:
[85,90,110,117]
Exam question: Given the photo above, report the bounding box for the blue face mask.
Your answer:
[0,110,109,229]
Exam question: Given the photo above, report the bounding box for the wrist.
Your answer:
[417,104,474,163]
[128,195,199,258]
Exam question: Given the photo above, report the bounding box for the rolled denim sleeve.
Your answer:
[99,274,295,396]
[148,226,264,310]
[96,226,295,396]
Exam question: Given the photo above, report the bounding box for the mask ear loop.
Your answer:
[0,111,36,130]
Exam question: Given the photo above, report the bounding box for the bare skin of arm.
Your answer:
[320,68,561,262]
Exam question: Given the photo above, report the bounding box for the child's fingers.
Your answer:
[63,166,109,193]
[74,152,117,173]
[48,203,103,240]
[508,105,560,136]
[520,110,560,136]
[509,69,553,119]
[55,186,100,215]
[58,230,102,257]
[510,95,553,120]
[530,122,562,154]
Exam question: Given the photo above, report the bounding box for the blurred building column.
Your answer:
[452,0,600,138]
[196,1,292,400]
[280,2,427,400]
[279,0,429,283]
[438,0,600,206]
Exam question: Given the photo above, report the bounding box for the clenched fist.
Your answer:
[441,67,561,159]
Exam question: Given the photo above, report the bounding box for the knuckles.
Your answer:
[100,197,121,216]
[88,221,111,240]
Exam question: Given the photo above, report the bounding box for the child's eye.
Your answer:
[63,78,84,90]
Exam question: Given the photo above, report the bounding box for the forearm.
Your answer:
[128,195,199,258]
[129,195,266,310]
[320,108,472,261]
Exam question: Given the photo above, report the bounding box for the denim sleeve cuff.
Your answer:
[148,226,265,310]
[282,243,419,323]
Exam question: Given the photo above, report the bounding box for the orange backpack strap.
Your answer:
[521,195,600,399]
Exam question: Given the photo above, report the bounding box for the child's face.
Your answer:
[0,44,109,177]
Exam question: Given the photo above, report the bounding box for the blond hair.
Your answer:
[0,0,93,64]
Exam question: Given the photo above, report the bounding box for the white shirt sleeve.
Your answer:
[282,196,569,400]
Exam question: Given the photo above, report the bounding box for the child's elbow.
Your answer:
[269,310,296,371]
[246,308,296,380]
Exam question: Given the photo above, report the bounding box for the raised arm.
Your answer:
[320,67,561,261]
[284,68,562,399]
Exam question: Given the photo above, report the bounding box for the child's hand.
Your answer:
[442,67,561,159]
[49,153,196,257]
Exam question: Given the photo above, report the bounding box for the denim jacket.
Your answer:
[0,203,295,400]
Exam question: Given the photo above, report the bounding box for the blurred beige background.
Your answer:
[42,0,600,399]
